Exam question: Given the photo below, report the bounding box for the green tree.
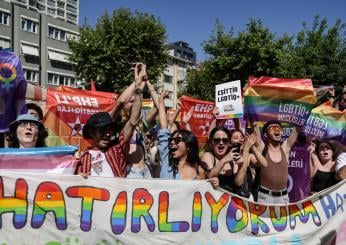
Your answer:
[69,8,167,92]
[285,15,346,90]
[185,19,291,100]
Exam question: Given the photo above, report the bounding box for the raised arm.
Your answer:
[282,126,300,158]
[158,90,169,129]
[248,132,268,168]
[122,63,146,142]
[208,149,239,178]
[308,142,320,177]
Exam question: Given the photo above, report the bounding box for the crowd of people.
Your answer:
[1,63,345,205]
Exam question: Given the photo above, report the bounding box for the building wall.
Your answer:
[159,41,196,108]
[0,0,79,88]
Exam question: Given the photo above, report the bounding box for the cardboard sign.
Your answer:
[215,80,243,119]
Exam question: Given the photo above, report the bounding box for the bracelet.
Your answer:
[135,88,143,94]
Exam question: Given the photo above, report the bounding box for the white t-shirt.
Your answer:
[336,152,346,172]
[89,150,114,177]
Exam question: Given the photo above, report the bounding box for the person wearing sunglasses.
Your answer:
[252,120,299,204]
[76,64,144,178]
[157,91,208,179]
[7,114,48,148]
[202,126,265,198]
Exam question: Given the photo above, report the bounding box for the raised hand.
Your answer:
[182,106,194,124]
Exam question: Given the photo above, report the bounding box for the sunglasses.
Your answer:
[169,137,184,145]
[268,125,282,132]
[212,138,229,144]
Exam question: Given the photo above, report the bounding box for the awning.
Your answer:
[26,83,47,102]
[48,50,69,62]
[21,44,39,56]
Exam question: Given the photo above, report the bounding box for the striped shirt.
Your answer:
[76,130,129,177]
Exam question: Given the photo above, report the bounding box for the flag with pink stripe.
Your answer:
[0,146,78,174]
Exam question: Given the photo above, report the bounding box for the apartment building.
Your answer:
[0,0,79,88]
[159,41,197,108]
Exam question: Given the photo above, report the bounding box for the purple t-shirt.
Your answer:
[0,51,27,132]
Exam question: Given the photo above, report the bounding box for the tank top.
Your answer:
[260,147,288,190]
[312,170,339,192]
[213,155,251,198]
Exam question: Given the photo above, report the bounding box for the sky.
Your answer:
[79,0,346,62]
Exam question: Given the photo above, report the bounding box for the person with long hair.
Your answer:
[7,114,48,148]
[310,140,340,192]
[157,91,207,179]
[202,126,264,197]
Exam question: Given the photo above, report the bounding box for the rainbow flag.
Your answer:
[244,76,316,126]
[304,102,346,141]
[0,146,78,174]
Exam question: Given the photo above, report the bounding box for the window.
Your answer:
[21,18,39,34]
[164,75,172,84]
[57,1,65,8]
[0,38,10,49]
[24,69,38,83]
[57,10,64,17]
[48,73,75,86]
[48,26,66,41]
[0,11,10,26]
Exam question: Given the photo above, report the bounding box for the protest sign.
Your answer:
[0,171,345,244]
[288,143,311,202]
[244,76,316,126]
[180,95,214,144]
[0,146,78,174]
[304,102,346,142]
[215,80,243,119]
[44,86,117,150]
[0,50,27,132]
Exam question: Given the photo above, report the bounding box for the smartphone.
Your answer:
[231,143,242,153]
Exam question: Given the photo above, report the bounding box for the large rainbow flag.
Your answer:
[244,76,316,126]
[0,146,78,174]
[304,102,346,142]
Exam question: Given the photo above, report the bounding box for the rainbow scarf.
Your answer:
[304,102,346,141]
[244,76,316,126]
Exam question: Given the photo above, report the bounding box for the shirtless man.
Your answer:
[255,120,299,204]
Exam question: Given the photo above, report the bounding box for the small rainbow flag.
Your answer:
[244,76,316,126]
[0,146,78,174]
[304,102,346,141]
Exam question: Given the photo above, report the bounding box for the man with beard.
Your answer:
[255,120,299,204]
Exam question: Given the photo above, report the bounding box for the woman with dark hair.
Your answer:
[310,140,340,193]
[157,91,207,179]
[7,114,48,148]
[202,126,257,197]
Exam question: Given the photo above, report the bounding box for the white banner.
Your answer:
[215,80,243,119]
[0,171,345,245]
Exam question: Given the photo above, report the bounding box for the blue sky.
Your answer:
[80,0,346,62]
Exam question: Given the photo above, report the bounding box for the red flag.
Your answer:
[44,86,117,150]
[180,95,215,144]
[90,80,96,91]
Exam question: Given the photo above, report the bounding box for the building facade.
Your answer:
[0,0,79,88]
[159,41,196,108]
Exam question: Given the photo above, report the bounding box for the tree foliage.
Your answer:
[283,16,346,89]
[185,16,346,100]
[69,8,167,92]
